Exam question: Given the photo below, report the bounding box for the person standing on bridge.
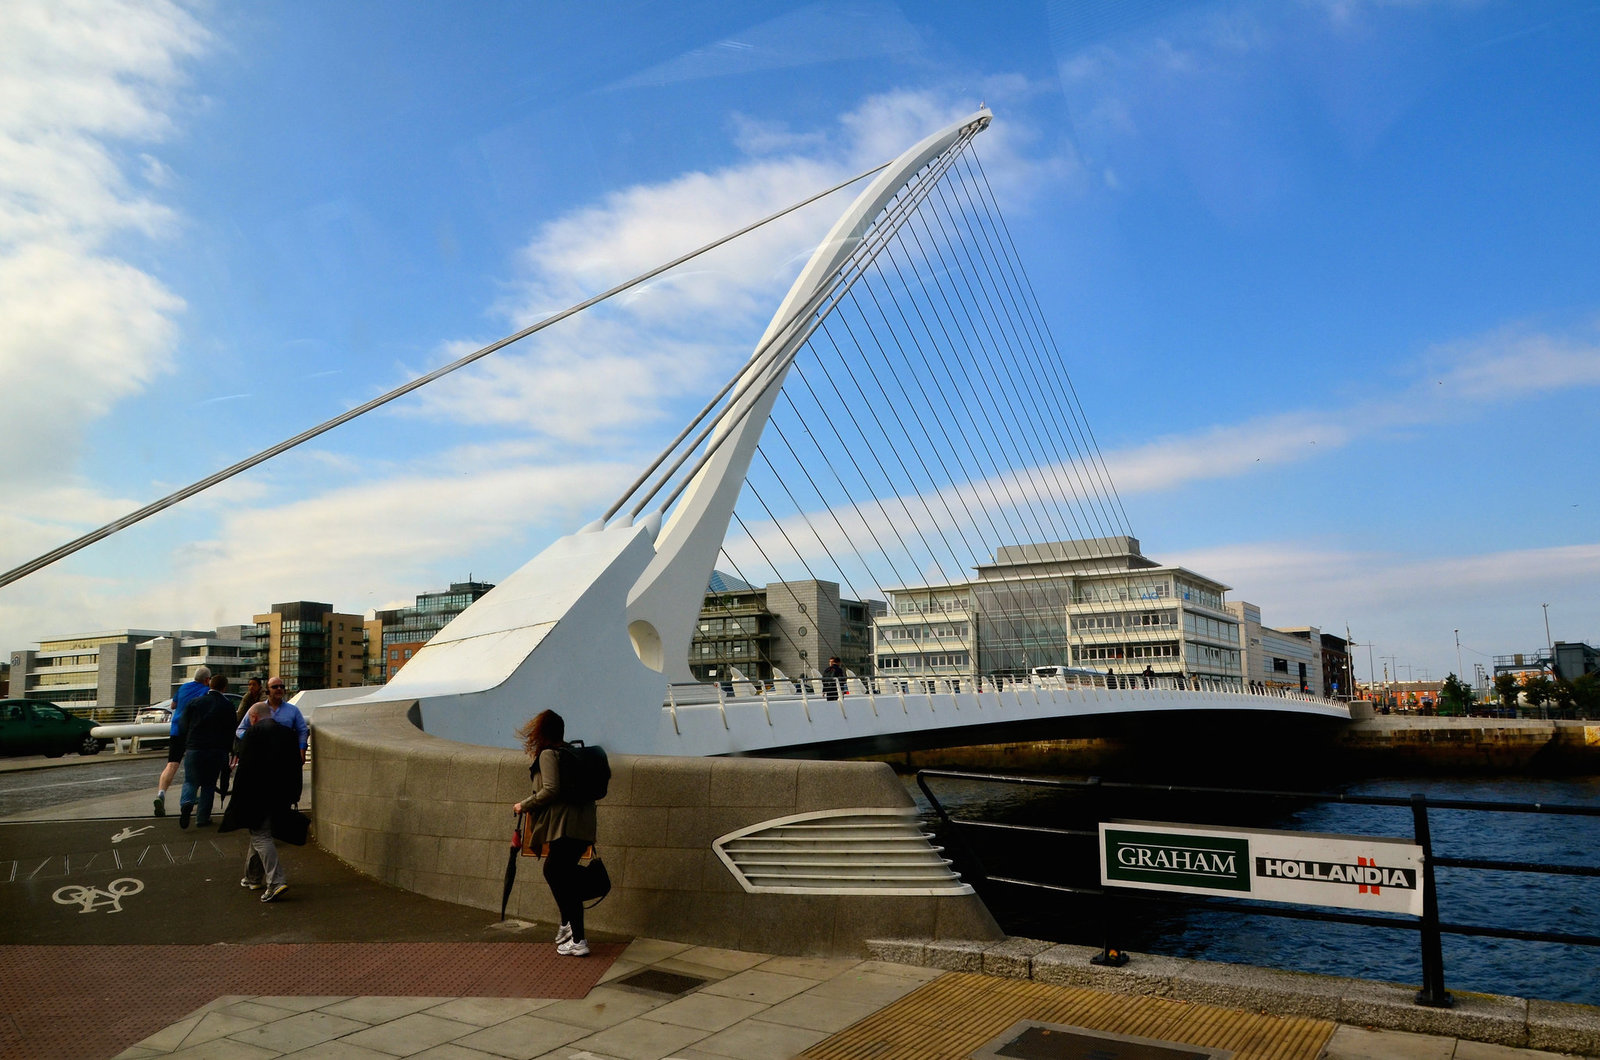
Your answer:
[154,665,211,817]
[822,657,847,701]
[235,676,264,725]
[236,676,309,765]
[221,699,302,902]
[513,709,597,957]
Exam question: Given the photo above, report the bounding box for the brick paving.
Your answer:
[0,940,622,1059]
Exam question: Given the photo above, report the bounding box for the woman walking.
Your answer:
[513,709,597,956]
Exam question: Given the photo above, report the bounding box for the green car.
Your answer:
[0,699,105,758]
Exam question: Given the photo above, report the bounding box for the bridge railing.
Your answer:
[915,769,1600,1008]
[658,673,1342,737]
[666,673,1334,706]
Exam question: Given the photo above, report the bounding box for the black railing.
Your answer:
[916,770,1600,1007]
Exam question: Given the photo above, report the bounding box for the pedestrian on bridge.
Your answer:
[236,676,309,765]
[822,657,847,701]
[513,709,598,958]
[221,698,302,903]
[154,665,211,816]
[177,674,236,828]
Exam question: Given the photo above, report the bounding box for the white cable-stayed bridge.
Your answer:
[5,108,1349,757]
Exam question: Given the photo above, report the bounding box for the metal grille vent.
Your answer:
[712,807,971,896]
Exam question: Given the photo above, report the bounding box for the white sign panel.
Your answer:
[1100,820,1424,917]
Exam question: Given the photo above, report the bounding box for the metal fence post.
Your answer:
[1410,793,1453,1007]
[1085,776,1129,967]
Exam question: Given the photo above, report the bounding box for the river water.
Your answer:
[911,773,1600,1006]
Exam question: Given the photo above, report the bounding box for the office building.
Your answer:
[691,575,878,685]
[877,537,1246,685]
[370,580,495,681]
[10,626,255,709]
[1227,605,1325,693]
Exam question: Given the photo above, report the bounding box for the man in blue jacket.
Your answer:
[154,665,211,816]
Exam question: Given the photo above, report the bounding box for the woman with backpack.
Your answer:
[513,709,597,956]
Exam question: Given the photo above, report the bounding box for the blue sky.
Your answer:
[2,0,1596,687]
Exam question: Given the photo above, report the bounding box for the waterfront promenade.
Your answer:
[4,758,1597,1058]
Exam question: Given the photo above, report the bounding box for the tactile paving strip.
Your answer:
[0,940,623,1060]
[797,972,1335,1060]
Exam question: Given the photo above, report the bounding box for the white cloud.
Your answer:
[1169,539,1600,679]
[0,0,206,492]
[407,88,1064,454]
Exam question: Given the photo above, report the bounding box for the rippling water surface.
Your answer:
[913,774,1600,1005]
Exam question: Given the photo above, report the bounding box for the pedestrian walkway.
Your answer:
[105,937,1591,1059]
[5,756,1596,1059]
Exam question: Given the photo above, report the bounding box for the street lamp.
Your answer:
[1542,603,1554,673]
[1454,629,1462,683]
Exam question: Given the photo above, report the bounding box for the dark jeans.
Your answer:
[181,749,228,821]
[543,837,589,941]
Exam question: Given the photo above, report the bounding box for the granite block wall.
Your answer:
[310,699,1001,955]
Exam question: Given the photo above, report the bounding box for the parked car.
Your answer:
[135,694,242,746]
[0,699,105,758]
[136,700,173,725]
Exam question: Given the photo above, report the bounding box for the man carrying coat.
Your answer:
[220,695,302,903]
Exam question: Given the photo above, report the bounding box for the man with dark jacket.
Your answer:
[822,657,847,701]
[176,674,237,828]
[219,696,303,903]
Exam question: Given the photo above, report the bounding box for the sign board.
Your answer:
[1100,820,1424,917]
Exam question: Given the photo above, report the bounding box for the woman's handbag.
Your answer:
[577,847,612,906]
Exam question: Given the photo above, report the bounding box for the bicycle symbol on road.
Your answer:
[53,878,144,914]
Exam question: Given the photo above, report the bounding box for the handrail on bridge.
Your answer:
[667,672,1337,706]
[915,769,1600,1009]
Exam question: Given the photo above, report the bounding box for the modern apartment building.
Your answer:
[876,537,1247,685]
[369,580,495,682]
[690,575,878,685]
[249,602,367,694]
[143,627,257,702]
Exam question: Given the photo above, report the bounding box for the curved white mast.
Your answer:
[627,109,992,683]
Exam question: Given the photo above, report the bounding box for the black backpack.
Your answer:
[556,741,610,803]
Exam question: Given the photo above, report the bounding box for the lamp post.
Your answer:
[1542,603,1554,675]
[1454,629,1462,682]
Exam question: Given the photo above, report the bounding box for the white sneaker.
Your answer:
[556,938,589,957]
[554,922,572,944]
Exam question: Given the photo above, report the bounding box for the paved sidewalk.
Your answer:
[6,755,1596,1059]
[109,936,1592,1060]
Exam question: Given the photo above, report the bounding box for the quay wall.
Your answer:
[309,699,1001,956]
[872,717,1600,777]
[1333,716,1600,772]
